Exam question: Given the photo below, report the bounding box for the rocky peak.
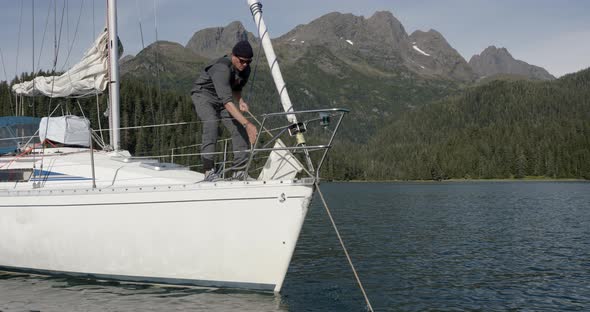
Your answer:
[277,11,483,81]
[280,12,362,44]
[120,54,135,65]
[409,29,446,54]
[277,11,412,72]
[469,46,555,80]
[410,29,442,42]
[279,11,409,48]
[408,29,476,81]
[185,21,258,59]
[366,11,409,48]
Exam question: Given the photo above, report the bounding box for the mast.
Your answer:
[107,0,121,150]
[247,0,297,125]
[247,0,313,171]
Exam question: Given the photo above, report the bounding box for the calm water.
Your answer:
[1,181,589,311]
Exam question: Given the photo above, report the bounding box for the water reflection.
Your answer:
[2,182,590,311]
[0,272,288,312]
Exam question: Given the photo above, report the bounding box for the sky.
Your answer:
[0,0,589,81]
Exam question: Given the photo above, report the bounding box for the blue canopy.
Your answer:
[0,116,41,155]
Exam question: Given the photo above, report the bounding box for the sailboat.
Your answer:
[0,0,348,292]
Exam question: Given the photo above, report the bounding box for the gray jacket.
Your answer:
[191,56,250,109]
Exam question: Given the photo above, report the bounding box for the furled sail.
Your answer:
[12,30,110,98]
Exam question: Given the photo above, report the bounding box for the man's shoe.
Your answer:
[231,170,254,181]
[204,169,220,181]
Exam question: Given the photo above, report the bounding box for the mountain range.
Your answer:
[2,10,586,180]
[122,11,555,84]
[120,10,558,142]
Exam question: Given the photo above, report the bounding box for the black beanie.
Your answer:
[232,41,254,59]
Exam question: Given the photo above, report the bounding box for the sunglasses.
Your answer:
[237,57,252,65]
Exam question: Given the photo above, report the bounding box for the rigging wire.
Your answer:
[35,0,54,72]
[31,0,35,114]
[65,0,69,67]
[123,0,155,154]
[153,0,163,103]
[15,1,24,83]
[245,27,265,108]
[61,0,87,98]
[89,0,106,146]
[60,0,84,72]
[36,0,67,184]
[92,0,95,39]
[0,48,16,115]
[93,120,202,132]
[244,8,369,306]
[136,0,146,49]
[54,0,57,64]
[76,99,87,120]
[151,0,162,152]
[95,92,105,147]
[53,0,67,68]
[0,49,7,81]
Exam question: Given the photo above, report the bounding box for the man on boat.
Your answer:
[191,40,258,180]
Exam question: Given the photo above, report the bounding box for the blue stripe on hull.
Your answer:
[0,265,276,292]
[31,170,93,181]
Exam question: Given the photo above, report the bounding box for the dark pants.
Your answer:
[192,93,249,171]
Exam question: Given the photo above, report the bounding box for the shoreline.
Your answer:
[326,178,589,183]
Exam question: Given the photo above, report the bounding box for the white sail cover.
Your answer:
[39,115,91,147]
[12,30,109,98]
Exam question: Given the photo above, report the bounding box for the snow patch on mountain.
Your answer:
[412,45,430,56]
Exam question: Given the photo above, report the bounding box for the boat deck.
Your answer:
[0,147,204,192]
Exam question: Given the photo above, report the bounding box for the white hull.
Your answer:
[1,0,347,294]
[0,149,314,292]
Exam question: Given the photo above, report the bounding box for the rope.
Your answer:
[246,111,273,137]
[0,141,44,170]
[314,183,375,312]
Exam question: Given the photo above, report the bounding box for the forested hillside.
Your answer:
[2,68,589,181]
[326,68,590,180]
[0,74,199,167]
[4,10,580,181]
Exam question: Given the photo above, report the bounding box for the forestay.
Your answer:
[12,30,109,98]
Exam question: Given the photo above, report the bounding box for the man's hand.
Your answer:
[244,123,258,145]
[224,100,256,144]
[239,99,249,112]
